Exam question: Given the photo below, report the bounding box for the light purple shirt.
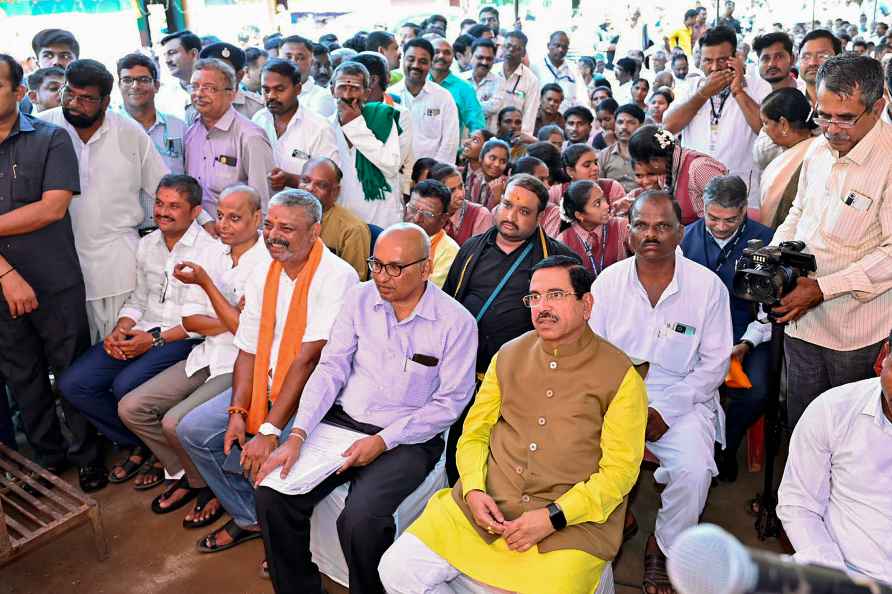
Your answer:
[183,106,274,218]
[293,280,478,449]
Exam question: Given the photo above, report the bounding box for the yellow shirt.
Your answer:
[408,354,648,594]
[668,26,693,57]
[430,229,460,288]
[320,204,371,281]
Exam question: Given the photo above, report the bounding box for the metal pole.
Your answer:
[716,0,720,27]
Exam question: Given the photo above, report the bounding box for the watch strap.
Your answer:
[547,502,566,530]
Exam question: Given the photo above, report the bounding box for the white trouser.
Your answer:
[85,293,131,344]
[645,406,717,557]
[379,532,615,594]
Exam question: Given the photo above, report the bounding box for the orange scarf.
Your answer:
[429,229,446,261]
[247,239,324,433]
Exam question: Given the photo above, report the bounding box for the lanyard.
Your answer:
[577,224,609,274]
[544,58,575,83]
[476,242,533,322]
[703,221,746,273]
[709,87,731,127]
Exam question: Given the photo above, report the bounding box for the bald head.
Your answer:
[219,184,262,212]
[299,157,342,208]
[629,190,681,228]
[370,223,431,304]
[375,223,430,261]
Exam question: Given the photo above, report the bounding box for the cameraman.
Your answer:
[772,55,892,428]
[681,176,775,482]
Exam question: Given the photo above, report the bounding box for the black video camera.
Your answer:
[732,240,817,306]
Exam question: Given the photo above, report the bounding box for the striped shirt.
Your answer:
[773,120,892,351]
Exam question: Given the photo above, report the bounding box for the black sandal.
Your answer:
[133,456,165,491]
[108,445,149,484]
[196,519,261,553]
[151,477,200,514]
[183,488,225,529]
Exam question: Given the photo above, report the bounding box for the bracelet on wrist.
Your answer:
[227,406,248,418]
[0,267,15,280]
[288,431,306,443]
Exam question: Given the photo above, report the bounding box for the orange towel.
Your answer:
[247,239,324,433]
[725,357,752,389]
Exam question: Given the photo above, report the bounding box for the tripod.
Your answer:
[754,319,785,540]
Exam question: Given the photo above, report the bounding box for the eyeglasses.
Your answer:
[120,76,155,87]
[799,51,834,63]
[367,256,427,277]
[60,86,102,106]
[810,105,870,129]
[521,289,580,308]
[405,203,442,220]
[185,83,233,95]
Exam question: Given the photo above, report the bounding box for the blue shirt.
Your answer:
[680,218,774,341]
[0,112,83,296]
[293,280,478,449]
[432,72,486,136]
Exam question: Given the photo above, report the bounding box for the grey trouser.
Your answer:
[118,359,233,487]
[784,335,884,430]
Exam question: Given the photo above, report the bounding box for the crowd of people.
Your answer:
[1,3,890,593]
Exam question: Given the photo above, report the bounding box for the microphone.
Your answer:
[667,524,892,594]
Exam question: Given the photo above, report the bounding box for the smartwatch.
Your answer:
[547,502,566,531]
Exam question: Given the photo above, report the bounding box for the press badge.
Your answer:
[291,148,310,160]
[842,190,872,212]
[216,155,237,167]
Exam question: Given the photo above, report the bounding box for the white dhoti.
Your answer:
[379,532,616,594]
[645,404,718,557]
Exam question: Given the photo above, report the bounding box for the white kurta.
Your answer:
[39,108,170,301]
[589,251,733,555]
[330,112,405,228]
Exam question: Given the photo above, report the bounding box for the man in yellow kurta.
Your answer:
[379,255,648,594]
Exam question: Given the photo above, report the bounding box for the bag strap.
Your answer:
[475,242,533,323]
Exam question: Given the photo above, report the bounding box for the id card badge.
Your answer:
[842,190,873,212]
[709,123,719,153]
[667,322,697,337]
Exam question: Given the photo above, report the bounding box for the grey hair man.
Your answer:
[183,58,275,230]
[680,176,775,482]
[330,61,411,227]
[177,187,360,554]
[771,54,892,429]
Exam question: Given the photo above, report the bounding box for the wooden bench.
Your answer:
[0,443,108,566]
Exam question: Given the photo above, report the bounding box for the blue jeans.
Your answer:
[177,389,294,528]
[58,340,199,447]
[723,342,771,458]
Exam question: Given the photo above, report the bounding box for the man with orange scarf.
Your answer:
[177,189,359,554]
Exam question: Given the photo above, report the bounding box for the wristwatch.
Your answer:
[547,502,566,531]
[149,327,165,348]
[740,339,755,351]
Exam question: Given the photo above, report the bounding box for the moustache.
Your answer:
[266,100,282,109]
[267,238,290,248]
[156,216,174,223]
[642,240,661,247]
[824,132,850,142]
[537,312,558,322]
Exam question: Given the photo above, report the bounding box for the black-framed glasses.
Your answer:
[120,76,155,87]
[60,85,102,106]
[367,256,427,277]
[521,289,581,308]
[810,105,870,129]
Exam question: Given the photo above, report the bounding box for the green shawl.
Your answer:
[357,102,402,201]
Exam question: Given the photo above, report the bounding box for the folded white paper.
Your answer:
[259,423,367,496]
